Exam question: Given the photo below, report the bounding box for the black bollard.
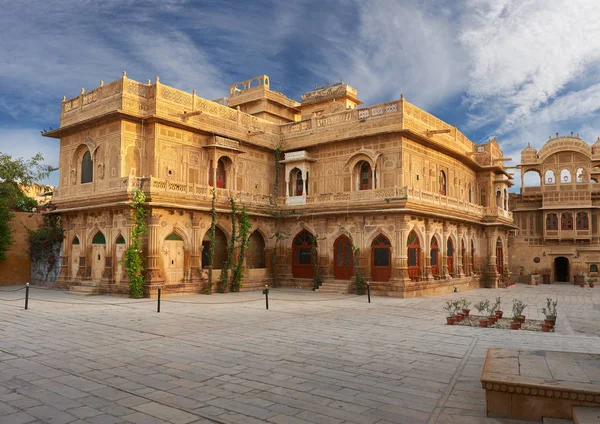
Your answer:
[367,281,371,303]
[25,282,29,310]
[157,285,161,313]
[263,284,269,310]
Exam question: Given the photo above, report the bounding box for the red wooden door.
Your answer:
[496,239,503,273]
[371,234,391,282]
[295,172,303,196]
[216,160,226,188]
[334,235,354,280]
[292,230,314,279]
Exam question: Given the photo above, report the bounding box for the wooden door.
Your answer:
[407,231,420,280]
[334,235,354,280]
[292,230,314,279]
[372,234,391,282]
[496,239,503,273]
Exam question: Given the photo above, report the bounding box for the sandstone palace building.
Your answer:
[44,73,514,297]
[510,136,600,283]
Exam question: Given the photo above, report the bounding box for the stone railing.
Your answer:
[61,80,124,127]
[483,207,513,220]
[280,100,400,136]
[543,191,591,206]
[305,187,405,204]
[406,187,485,216]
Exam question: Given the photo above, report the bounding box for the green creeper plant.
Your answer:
[310,233,325,291]
[27,204,63,280]
[123,189,147,298]
[203,188,217,294]
[340,225,365,295]
[218,197,237,293]
[232,205,251,292]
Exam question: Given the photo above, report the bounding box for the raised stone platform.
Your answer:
[481,348,600,421]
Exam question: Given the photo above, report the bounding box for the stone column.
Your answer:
[394,217,410,283]
[190,213,202,283]
[145,212,164,284]
[442,225,449,279]
[485,227,499,288]
[424,220,433,281]
[457,225,465,278]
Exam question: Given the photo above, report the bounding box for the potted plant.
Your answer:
[493,297,503,318]
[461,298,471,316]
[443,301,456,325]
[488,302,498,325]
[574,263,586,286]
[542,297,557,330]
[511,299,527,329]
[474,299,490,327]
[587,277,595,288]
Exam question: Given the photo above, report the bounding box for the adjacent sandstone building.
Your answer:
[510,135,600,283]
[43,73,514,297]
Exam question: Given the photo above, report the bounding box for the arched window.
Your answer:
[545,170,555,184]
[561,169,572,183]
[359,162,372,190]
[523,170,541,187]
[496,190,501,207]
[480,189,486,206]
[504,188,508,210]
[576,212,589,230]
[92,231,106,244]
[407,231,420,280]
[295,171,304,196]
[561,212,573,230]
[576,168,584,183]
[81,151,93,184]
[468,183,473,203]
[72,236,80,245]
[430,237,439,276]
[165,232,183,241]
[591,264,598,273]
[209,159,226,188]
[546,213,558,230]
[115,235,126,244]
[439,171,446,195]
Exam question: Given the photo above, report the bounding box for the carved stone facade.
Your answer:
[510,135,600,283]
[44,73,514,297]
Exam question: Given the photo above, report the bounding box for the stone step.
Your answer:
[544,418,574,424]
[68,284,102,296]
[573,406,600,424]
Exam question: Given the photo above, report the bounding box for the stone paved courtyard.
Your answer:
[1,284,600,424]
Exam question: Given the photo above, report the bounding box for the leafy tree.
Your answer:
[0,152,53,260]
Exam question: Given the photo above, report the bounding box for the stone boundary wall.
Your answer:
[0,212,39,285]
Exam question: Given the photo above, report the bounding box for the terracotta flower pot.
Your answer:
[580,283,585,288]
[462,309,470,316]
[479,319,489,328]
[535,281,540,286]
[510,322,521,330]
[541,324,551,332]
[518,315,526,323]
[495,311,503,318]
[488,316,497,325]
[446,317,455,325]
[590,283,595,288]
[544,319,555,328]
[454,313,463,322]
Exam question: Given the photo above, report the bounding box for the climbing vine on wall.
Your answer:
[232,204,251,292]
[124,189,147,299]
[218,197,237,293]
[203,188,216,294]
[27,203,63,281]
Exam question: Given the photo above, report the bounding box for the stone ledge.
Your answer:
[482,348,600,420]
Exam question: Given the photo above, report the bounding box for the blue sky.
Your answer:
[2,0,600,191]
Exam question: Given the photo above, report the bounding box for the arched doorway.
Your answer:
[496,238,503,273]
[202,227,228,269]
[91,231,106,280]
[430,237,439,276]
[292,230,314,279]
[554,257,569,282]
[334,235,354,280]
[372,234,391,282]
[114,235,126,283]
[246,231,266,269]
[407,231,420,280]
[164,232,185,283]
[447,238,454,276]
[71,236,81,279]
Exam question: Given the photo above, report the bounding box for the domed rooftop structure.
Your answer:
[520,143,537,164]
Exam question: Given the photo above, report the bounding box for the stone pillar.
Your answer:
[145,212,164,284]
[424,220,433,281]
[457,225,465,278]
[190,213,202,282]
[485,227,499,288]
[395,217,410,282]
[58,230,69,281]
[442,226,449,279]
